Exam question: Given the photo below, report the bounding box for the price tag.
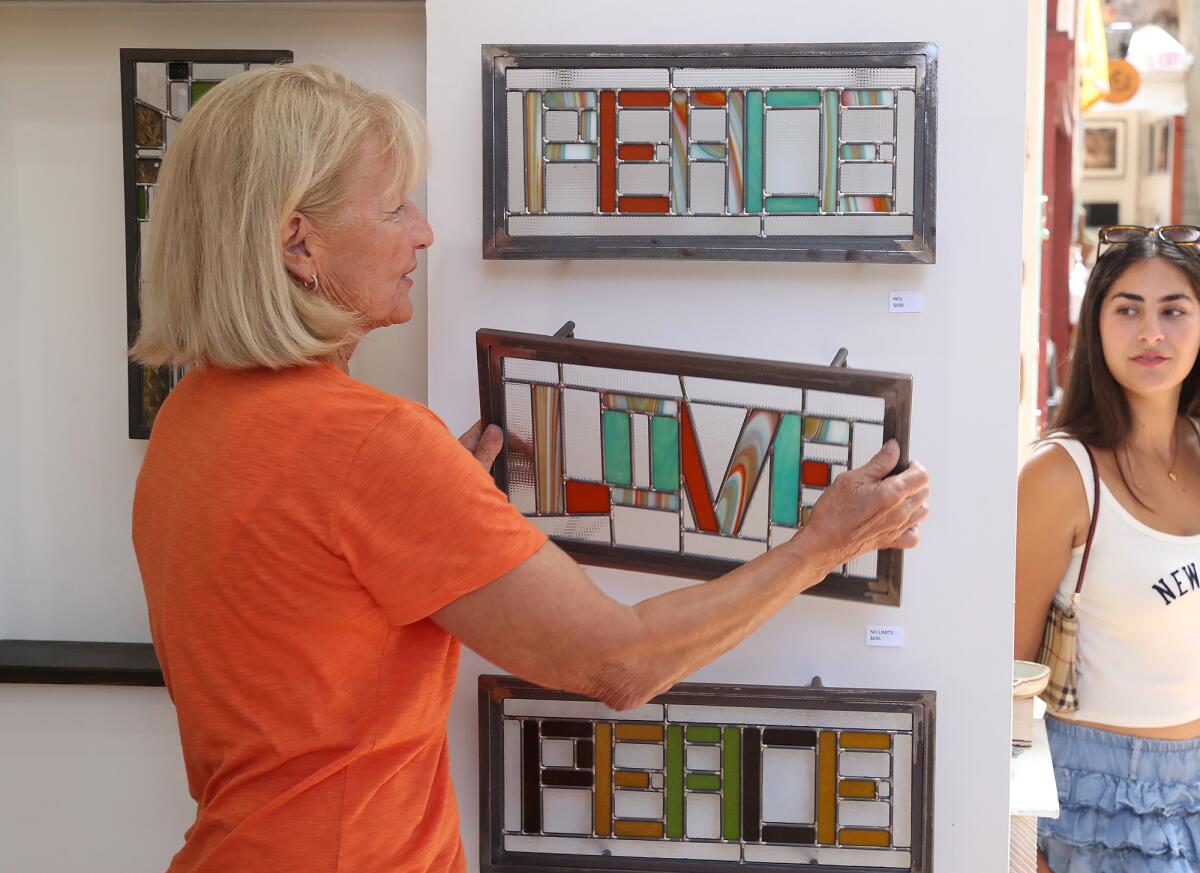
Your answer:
[866,625,904,647]
[889,291,923,314]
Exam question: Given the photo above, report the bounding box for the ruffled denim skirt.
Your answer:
[1038,716,1200,873]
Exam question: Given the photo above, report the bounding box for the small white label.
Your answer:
[866,625,904,647]
[888,291,923,314]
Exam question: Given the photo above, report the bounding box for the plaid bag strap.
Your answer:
[1072,444,1102,601]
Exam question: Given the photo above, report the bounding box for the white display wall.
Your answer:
[425,2,1027,872]
[0,3,426,870]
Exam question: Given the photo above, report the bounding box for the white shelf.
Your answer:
[1010,700,1060,818]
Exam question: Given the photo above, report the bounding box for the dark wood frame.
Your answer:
[477,328,912,606]
[482,42,938,264]
[479,674,936,873]
[120,48,292,440]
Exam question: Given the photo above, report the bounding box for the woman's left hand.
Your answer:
[459,420,505,470]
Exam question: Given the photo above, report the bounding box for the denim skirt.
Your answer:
[1038,716,1200,872]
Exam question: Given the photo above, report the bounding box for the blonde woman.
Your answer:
[131,63,929,873]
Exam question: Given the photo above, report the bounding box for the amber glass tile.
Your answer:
[614,819,664,838]
[135,157,161,184]
[839,731,892,750]
[838,779,878,799]
[134,104,164,148]
[691,90,727,106]
[838,828,891,847]
[614,770,650,789]
[615,723,664,742]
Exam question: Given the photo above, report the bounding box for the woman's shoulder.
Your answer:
[1019,439,1091,520]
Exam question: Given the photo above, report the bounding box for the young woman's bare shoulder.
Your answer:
[1019,442,1090,529]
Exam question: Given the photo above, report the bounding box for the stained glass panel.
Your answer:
[122,49,293,439]
[481,676,934,873]
[484,44,936,262]
[480,330,911,606]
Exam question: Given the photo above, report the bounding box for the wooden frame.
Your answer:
[120,48,292,439]
[482,43,938,264]
[477,328,912,606]
[479,674,936,873]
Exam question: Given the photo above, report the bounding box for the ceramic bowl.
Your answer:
[1012,660,1050,699]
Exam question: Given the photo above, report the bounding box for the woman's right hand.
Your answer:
[795,440,930,572]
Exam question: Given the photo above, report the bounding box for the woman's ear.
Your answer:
[281,211,317,284]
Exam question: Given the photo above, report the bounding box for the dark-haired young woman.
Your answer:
[1016,230,1200,873]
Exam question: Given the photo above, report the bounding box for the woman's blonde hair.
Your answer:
[131,63,427,369]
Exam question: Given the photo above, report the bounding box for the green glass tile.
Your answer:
[765,196,820,214]
[767,89,821,107]
[771,414,801,526]
[136,186,149,220]
[744,91,764,213]
[602,411,632,486]
[821,91,839,213]
[190,81,219,104]
[686,773,722,791]
[686,725,721,744]
[650,417,680,493]
[666,724,684,838]
[723,728,742,841]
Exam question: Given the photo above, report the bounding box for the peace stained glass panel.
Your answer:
[480,676,935,873]
[483,44,937,263]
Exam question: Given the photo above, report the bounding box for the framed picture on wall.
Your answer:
[119,48,293,440]
[1082,120,1125,178]
[1154,119,1171,174]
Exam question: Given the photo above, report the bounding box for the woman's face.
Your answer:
[1099,256,1200,401]
[291,139,433,330]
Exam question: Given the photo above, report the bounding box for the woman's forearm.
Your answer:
[581,531,839,709]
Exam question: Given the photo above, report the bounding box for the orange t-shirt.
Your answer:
[132,361,545,873]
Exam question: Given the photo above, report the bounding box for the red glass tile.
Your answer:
[600,90,616,213]
[802,461,832,488]
[565,480,611,514]
[618,90,670,107]
[680,404,719,533]
[692,90,727,106]
[617,143,655,161]
[618,196,670,214]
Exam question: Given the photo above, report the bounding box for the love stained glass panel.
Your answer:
[482,44,937,263]
[477,329,912,606]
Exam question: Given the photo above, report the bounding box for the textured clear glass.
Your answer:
[507,68,670,90]
[841,108,895,145]
[840,162,895,196]
[690,108,727,142]
[671,68,917,88]
[618,109,670,143]
[508,214,761,237]
[688,163,726,214]
[545,163,598,213]
[765,108,819,195]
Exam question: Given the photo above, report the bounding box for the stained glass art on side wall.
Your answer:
[477,329,912,606]
[479,675,935,873]
[482,44,937,263]
[120,48,293,439]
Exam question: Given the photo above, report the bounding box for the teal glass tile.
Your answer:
[745,91,764,213]
[767,89,821,107]
[650,417,680,493]
[603,410,632,486]
[771,413,801,525]
[765,196,820,214]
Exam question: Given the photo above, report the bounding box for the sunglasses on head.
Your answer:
[1097,224,1200,259]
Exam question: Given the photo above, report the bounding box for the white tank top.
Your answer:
[1048,435,1200,727]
